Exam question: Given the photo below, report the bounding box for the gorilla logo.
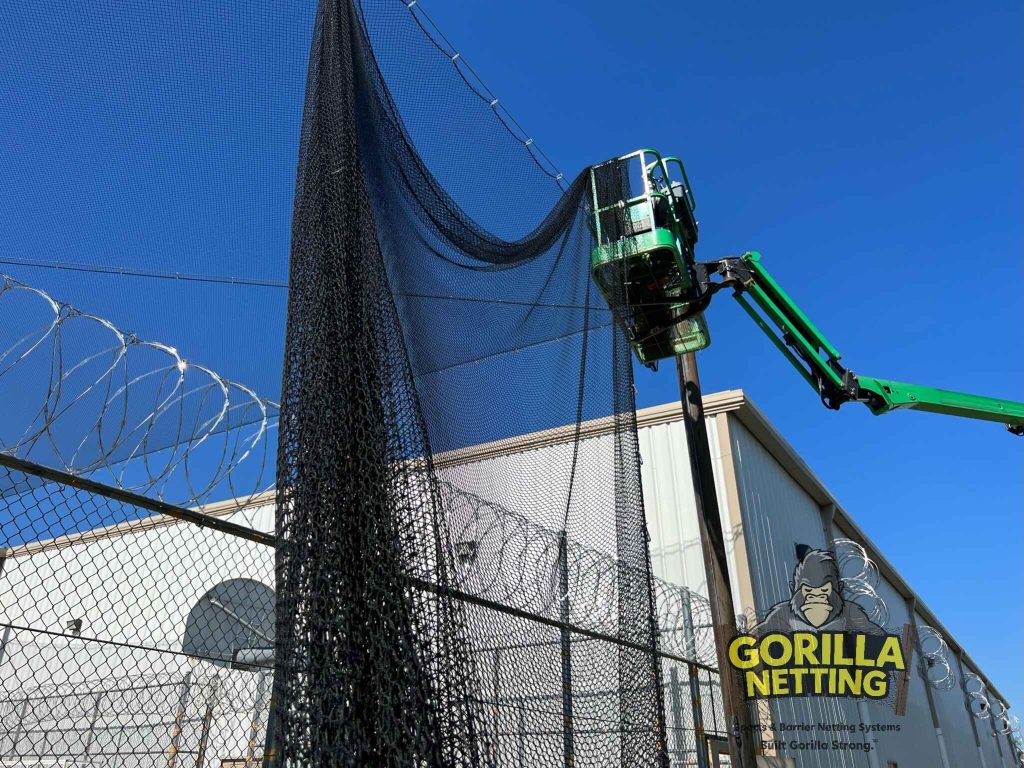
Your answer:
[752,544,884,636]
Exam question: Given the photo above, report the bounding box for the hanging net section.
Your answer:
[273,0,672,765]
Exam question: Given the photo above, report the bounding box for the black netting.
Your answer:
[0,0,730,764]
[273,0,668,765]
[0,452,727,767]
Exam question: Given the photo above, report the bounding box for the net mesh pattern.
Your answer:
[0,455,725,767]
[273,0,669,764]
[0,463,276,767]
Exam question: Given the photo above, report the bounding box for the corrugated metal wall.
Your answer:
[725,417,871,768]
[5,400,1015,767]
[639,418,705,598]
[0,503,276,765]
[639,415,750,614]
[638,405,1015,768]
[912,609,996,768]
[841,547,941,767]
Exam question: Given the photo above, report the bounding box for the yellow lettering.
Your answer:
[772,668,790,695]
[863,670,888,698]
[790,667,807,695]
[854,633,875,667]
[729,636,759,669]
[876,636,905,670]
[746,670,771,697]
[761,634,792,667]
[793,633,819,666]
[811,667,830,691]
[734,631,902,700]
[838,668,862,696]
[833,634,853,666]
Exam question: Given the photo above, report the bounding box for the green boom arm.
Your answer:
[703,252,1024,434]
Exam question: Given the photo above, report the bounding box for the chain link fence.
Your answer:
[0,456,275,767]
[1,454,726,767]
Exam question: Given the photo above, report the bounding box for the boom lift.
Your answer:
[590,149,1024,434]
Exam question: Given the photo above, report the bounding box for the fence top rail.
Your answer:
[0,454,717,672]
[0,453,277,552]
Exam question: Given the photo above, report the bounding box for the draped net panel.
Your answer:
[274,0,670,765]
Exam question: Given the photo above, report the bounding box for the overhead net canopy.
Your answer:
[1,0,698,765]
[273,0,677,765]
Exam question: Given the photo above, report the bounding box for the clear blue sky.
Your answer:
[1,0,1021,708]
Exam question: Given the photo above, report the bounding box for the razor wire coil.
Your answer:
[915,625,957,692]
[0,275,278,510]
[445,482,716,667]
[833,538,890,629]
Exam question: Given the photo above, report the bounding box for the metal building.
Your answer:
[639,390,1019,768]
[0,390,1018,767]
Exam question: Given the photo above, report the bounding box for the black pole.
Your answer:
[261,683,280,767]
[675,353,756,767]
[558,531,576,768]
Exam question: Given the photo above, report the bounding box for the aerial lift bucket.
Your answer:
[589,149,710,366]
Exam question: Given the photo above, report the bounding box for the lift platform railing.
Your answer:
[589,149,711,362]
[590,148,1024,434]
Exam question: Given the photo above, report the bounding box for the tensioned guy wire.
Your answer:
[394,0,570,192]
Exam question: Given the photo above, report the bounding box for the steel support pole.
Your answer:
[0,624,10,673]
[167,669,193,768]
[83,692,104,758]
[245,671,272,768]
[681,588,696,661]
[557,531,576,768]
[261,683,279,768]
[196,675,220,768]
[0,548,8,672]
[668,667,684,764]
[687,664,709,768]
[675,353,756,768]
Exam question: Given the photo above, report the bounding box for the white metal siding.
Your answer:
[638,415,747,611]
[3,399,1017,767]
[854,571,942,767]
[727,418,869,768]
[912,610,995,768]
[638,418,705,595]
[0,504,275,765]
[638,406,1017,768]
[641,414,909,768]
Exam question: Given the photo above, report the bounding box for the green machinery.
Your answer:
[590,149,1024,434]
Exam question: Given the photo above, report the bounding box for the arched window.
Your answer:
[181,578,274,668]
